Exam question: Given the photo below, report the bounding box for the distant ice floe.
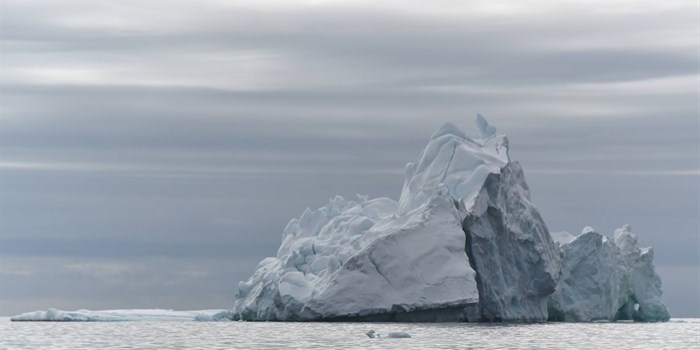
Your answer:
[10,308,232,322]
[366,330,411,338]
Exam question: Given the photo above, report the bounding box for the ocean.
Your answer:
[1,318,698,349]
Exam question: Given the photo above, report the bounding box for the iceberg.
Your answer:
[10,308,232,322]
[397,116,560,321]
[234,115,562,322]
[234,115,672,322]
[548,225,671,322]
[11,116,669,323]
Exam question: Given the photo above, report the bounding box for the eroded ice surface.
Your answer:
[234,185,479,321]
[548,225,671,322]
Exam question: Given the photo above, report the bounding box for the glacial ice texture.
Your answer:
[234,187,479,321]
[461,161,561,322]
[394,119,561,322]
[548,226,671,322]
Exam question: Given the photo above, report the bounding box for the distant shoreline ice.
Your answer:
[10,308,232,322]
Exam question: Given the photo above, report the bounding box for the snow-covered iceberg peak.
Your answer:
[398,116,509,216]
[234,115,671,323]
[475,113,497,138]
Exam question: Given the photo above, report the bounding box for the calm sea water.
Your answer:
[1,318,698,349]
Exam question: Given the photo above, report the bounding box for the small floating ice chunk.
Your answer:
[387,332,411,338]
[366,330,411,339]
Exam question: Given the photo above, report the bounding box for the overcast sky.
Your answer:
[1,0,698,317]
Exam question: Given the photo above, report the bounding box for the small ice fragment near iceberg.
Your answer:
[366,330,411,338]
[387,332,411,338]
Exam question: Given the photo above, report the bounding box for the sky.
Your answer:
[1,0,698,317]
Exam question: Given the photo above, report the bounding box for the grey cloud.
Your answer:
[3,1,697,92]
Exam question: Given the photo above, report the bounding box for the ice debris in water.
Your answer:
[366,330,411,338]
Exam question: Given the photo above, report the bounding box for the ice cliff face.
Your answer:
[397,117,560,322]
[461,162,561,321]
[234,187,479,321]
[233,116,667,323]
[548,225,670,322]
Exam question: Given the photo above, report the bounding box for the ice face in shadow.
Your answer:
[547,229,626,322]
[548,226,671,322]
[460,161,561,322]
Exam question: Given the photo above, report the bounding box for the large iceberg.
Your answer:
[396,117,561,321]
[233,115,668,322]
[234,116,562,322]
[548,225,671,322]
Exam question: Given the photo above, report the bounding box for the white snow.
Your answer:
[10,308,231,322]
[397,119,508,216]
[582,226,596,234]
